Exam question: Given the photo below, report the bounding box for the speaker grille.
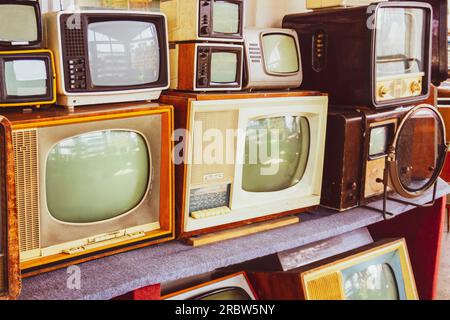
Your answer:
[63,17,85,57]
[12,130,40,253]
[305,272,345,300]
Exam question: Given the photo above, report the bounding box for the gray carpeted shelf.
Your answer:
[19,179,450,300]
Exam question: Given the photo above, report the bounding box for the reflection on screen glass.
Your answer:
[5,60,47,96]
[262,34,299,74]
[0,5,37,42]
[88,21,160,86]
[344,263,399,300]
[243,116,309,192]
[376,8,425,77]
[211,52,238,83]
[46,130,150,223]
[213,1,239,34]
[369,125,390,157]
[195,287,252,300]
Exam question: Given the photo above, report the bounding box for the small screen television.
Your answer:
[160,91,327,238]
[0,117,20,299]
[0,0,42,50]
[0,50,56,108]
[163,272,257,300]
[4,103,174,274]
[244,28,302,90]
[170,42,243,91]
[283,2,433,109]
[321,104,447,211]
[249,238,418,300]
[43,10,169,109]
[161,0,244,42]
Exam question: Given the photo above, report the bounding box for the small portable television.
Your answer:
[163,272,257,300]
[0,50,56,108]
[160,0,244,42]
[43,10,170,109]
[283,2,433,109]
[321,104,447,211]
[0,117,20,299]
[4,103,174,274]
[0,0,42,50]
[243,28,302,90]
[169,42,243,91]
[249,238,418,300]
[160,91,328,238]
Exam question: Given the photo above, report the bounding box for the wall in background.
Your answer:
[245,0,308,28]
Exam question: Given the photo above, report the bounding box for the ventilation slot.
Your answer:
[248,43,262,63]
[63,17,85,57]
[13,130,40,253]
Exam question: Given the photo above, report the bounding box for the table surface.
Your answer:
[19,179,450,300]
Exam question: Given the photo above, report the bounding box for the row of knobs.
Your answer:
[378,80,421,98]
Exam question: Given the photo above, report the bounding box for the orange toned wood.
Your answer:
[159,91,324,239]
[0,117,21,299]
[185,216,300,247]
[1,102,175,276]
[177,44,197,91]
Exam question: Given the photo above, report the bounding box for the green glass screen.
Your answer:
[0,4,38,42]
[213,1,239,34]
[262,34,299,74]
[5,60,47,97]
[211,52,238,83]
[243,116,309,192]
[46,130,150,224]
[369,125,390,157]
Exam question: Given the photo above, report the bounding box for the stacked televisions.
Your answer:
[0,1,175,277]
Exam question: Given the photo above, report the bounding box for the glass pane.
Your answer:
[46,131,150,223]
[213,1,240,34]
[344,264,399,300]
[243,116,309,192]
[211,52,237,83]
[396,108,444,192]
[0,5,37,42]
[5,60,47,96]
[375,8,425,78]
[369,125,390,157]
[88,21,159,86]
[197,288,252,300]
[262,34,299,74]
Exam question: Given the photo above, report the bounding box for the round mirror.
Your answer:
[390,105,447,198]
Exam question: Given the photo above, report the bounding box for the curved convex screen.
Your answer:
[46,130,150,223]
[0,5,37,42]
[213,1,240,34]
[262,34,299,74]
[211,52,238,83]
[243,116,310,192]
[5,60,48,97]
[88,21,160,87]
[195,287,252,300]
[396,108,445,192]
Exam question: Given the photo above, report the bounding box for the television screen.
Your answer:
[0,4,37,43]
[195,287,252,300]
[342,251,402,300]
[369,125,390,157]
[213,1,240,34]
[88,20,160,87]
[243,116,310,192]
[211,52,238,83]
[375,8,426,79]
[46,130,150,223]
[262,34,299,74]
[4,59,48,97]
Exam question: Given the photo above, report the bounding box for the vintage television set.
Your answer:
[321,104,447,211]
[243,28,302,90]
[160,0,244,43]
[0,117,20,299]
[163,272,257,300]
[43,10,170,109]
[0,50,56,108]
[0,0,42,50]
[160,91,327,238]
[249,238,418,300]
[4,103,174,274]
[283,2,433,109]
[169,42,243,92]
[306,0,386,9]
